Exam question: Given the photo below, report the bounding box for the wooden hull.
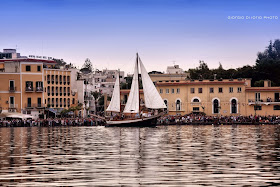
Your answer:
[105,113,162,127]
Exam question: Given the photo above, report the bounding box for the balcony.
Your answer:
[9,104,18,109]
[36,103,45,108]
[248,99,280,105]
[26,104,34,109]
[36,87,43,92]
[9,87,16,92]
[25,87,34,92]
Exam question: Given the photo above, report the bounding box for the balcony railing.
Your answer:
[36,103,45,108]
[248,99,280,105]
[9,87,16,92]
[25,87,34,92]
[9,104,18,109]
[36,87,43,92]
[26,104,34,108]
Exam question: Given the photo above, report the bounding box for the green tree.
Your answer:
[255,39,280,85]
[81,58,93,73]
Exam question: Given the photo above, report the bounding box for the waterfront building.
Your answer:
[119,78,280,116]
[0,58,78,118]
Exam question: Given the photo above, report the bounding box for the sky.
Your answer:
[0,0,279,74]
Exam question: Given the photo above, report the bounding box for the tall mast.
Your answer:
[118,69,121,114]
[137,53,141,114]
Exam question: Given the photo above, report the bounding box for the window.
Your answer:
[231,99,237,114]
[254,105,262,110]
[218,87,223,93]
[209,88,214,93]
[64,98,66,107]
[9,96,15,108]
[176,88,180,94]
[213,99,219,114]
[36,81,43,91]
[274,105,280,110]
[171,89,174,94]
[160,89,163,94]
[193,107,199,112]
[275,93,279,102]
[52,86,54,96]
[190,88,195,93]
[166,89,169,94]
[26,81,33,91]
[229,87,233,93]
[176,100,181,111]
[64,87,66,96]
[55,75,58,84]
[255,92,261,101]
[193,98,200,102]
[26,65,31,71]
[198,88,203,93]
[164,100,168,108]
[67,98,70,107]
[72,98,75,104]
[67,87,70,96]
[27,98,31,107]
[37,98,42,107]
[9,80,15,91]
[37,65,41,72]
[52,98,54,107]
[237,87,242,93]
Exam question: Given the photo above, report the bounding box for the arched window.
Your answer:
[213,99,219,114]
[176,100,181,111]
[164,99,168,109]
[193,98,200,102]
[231,99,237,114]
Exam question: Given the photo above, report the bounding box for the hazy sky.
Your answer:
[1,0,279,74]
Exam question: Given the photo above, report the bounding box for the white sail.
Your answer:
[106,73,120,112]
[139,57,167,109]
[123,57,139,113]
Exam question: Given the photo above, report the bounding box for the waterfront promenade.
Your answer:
[0,114,280,127]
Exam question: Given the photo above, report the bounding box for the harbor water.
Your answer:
[0,125,279,186]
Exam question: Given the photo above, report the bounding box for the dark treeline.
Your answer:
[188,39,280,86]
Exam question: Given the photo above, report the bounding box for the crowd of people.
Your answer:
[158,114,280,125]
[1,114,280,127]
[0,117,105,127]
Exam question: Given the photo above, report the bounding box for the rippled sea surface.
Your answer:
[0,125,280,186]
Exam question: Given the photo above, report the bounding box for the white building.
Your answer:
[166,65,184,74]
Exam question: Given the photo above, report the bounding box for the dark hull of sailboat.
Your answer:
[105,113,162,127]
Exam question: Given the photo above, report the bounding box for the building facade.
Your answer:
[119,78,280,116]
[0,58,78,118]
[156,78,280,116]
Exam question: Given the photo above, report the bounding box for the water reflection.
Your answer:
[0,125,279,186]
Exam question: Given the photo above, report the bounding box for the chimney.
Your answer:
[264,80,271,87]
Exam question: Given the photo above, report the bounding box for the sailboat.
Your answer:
[105,53,167,127]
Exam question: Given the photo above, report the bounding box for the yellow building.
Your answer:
[120,78,280,116]
[44,69,77,111]
[0,58,78,118]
